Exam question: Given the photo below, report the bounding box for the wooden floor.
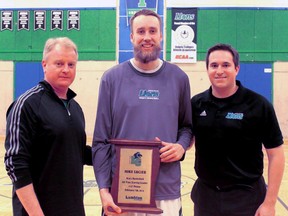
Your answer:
[0,136,287,216]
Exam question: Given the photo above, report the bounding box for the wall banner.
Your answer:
[67,10,80,30]
[18,10,30,31]
[171,8,197,63]
[125,0,158,25]
[1,11,13,31]
[34,10,46,31]
[51,10,63,31]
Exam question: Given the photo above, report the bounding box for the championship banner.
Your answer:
[34,10,46,31]
[67,10,80,30]
[18,10,29,31]
[125,0,158,25]
[171,8,197,63]
[51,10,63,31]
[1,11,13,31]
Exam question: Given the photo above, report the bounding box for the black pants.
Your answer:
[191,177,266,216]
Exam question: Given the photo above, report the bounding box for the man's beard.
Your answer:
[133,44,161,64]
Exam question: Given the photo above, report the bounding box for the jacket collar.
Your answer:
[39,80,77,101]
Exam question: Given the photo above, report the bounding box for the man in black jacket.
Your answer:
[4,37,92,216]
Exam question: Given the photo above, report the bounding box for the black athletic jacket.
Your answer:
[4,80,92,216]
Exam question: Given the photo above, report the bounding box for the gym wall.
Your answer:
[1,6,288,137]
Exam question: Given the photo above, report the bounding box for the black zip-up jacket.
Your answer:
[4,80,92,216]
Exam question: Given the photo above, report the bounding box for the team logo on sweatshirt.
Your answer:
[225,112,244,120]
[138,89,160,100]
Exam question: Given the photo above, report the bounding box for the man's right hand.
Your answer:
[100,188,122,215]
[16,184,45,216]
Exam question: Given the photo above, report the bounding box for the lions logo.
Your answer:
[130,152,142,166]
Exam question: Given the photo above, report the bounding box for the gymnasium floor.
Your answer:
[0,136,287,216]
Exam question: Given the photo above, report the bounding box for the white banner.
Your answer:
[171,8,197,63]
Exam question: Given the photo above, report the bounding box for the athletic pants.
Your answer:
[191,176,266,216]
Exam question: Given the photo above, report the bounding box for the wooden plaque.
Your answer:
[109,139,163,214]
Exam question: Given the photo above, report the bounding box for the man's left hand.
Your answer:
[156,137,185,162]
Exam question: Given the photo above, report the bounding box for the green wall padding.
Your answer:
[166,8,288,62]
[0,9,116,61]
[2,8,288,62]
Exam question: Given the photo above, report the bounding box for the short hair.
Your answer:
[42,37,78,60]
[206,43,239,69]
[129,9,162,32]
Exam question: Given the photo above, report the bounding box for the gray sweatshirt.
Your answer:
[92,60,192,200]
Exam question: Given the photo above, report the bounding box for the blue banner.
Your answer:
[126,0,158,25]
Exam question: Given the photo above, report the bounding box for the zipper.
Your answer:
[61,99,71,116]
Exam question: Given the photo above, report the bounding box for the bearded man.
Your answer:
[92,9,192,216]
